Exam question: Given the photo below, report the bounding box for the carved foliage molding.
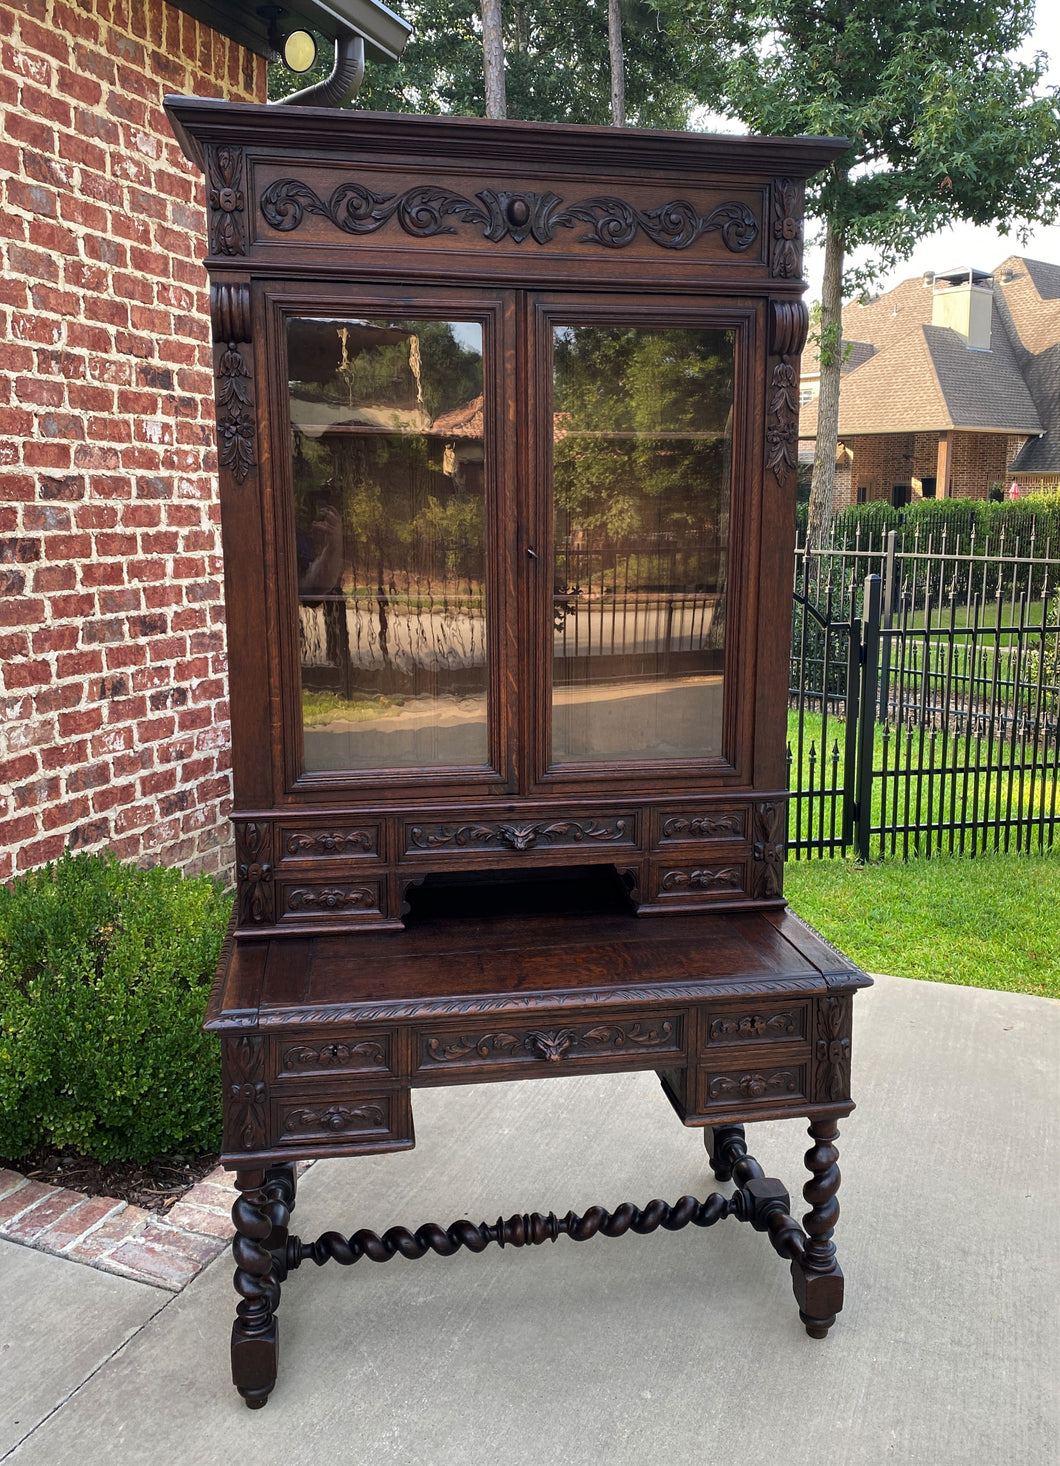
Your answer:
[235,821,273,925]
[226,1035,267,1151]
[770,177,803,279]
[816,995,852,1101]
[207,145,246,257]
[661,812,744,841]
[284,829,376,857]
[660,866,743,894]
[765,360,799,485]
[751,803,785,899]
[281,1040,387,1074]
[283,1103,385,1136]
[260,177,759,254]
[215,342,255,484]
[707,1068,800,1101]
[424,1019,677,1066]
[708,1011,798,1042]
[408,818,631,853]
[285,885,378,913]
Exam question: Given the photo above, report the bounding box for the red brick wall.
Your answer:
[845,431,1026,506]
[0,0,266,882]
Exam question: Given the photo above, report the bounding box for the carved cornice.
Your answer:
[816,995,852,1101]
[260,177,759,254]
[207,145,246,257]
[770,177,803,279]
[210,283,251,345]
[408,818,631,852]
[226,1035,267,1151]
[235,822,273,925]
[751,803,785,899]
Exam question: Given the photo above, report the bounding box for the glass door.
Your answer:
[284,312,493,776]
[544,316,736,771]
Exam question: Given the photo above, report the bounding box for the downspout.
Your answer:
[275,28,365,108]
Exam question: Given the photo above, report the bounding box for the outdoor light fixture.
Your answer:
[283,28,318,72]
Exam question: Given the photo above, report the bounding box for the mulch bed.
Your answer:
[0,1147,222,1213]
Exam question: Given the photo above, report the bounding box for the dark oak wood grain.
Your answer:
[167,97,865,1408]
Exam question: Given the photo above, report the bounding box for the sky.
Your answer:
[695,6,1060,302]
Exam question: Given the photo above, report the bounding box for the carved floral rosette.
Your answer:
[207,145,246,257]
[751,802,785,899]
[816,995,852,1102]
[225,1036,267,1151]
[235,821,273,925]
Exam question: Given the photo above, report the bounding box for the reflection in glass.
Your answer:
[287,317,487,771]
[551,326,733,764]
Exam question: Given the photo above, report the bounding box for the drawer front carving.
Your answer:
[404,815,636,856]
[278,880,382,920]
[279,825,380,860]
[272,1030,395,1081]
[658,808,748,844]
[417,1013,683,1074]
[652,862,748,900]
[700,1002,808,1050]
[275,1089,410,1148]
[700,1063,807,1109]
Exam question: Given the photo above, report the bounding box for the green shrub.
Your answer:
[0,851,232,1164]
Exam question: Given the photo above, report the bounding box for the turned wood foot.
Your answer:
[703,1124,746,1182]
[232,1168,288,1408]
[790,1119,843,1338]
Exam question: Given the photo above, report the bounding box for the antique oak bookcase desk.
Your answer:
[166,96,870,1408]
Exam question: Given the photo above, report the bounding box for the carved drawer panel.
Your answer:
[415,1012,684,1077]
[277,879,382,921]
[698,1061,808,1111]
[402,814,637,858]
[657,807,749,845]
[271,1029,397,1082]
[274,1087,412,1150]
[647,860,749,903]
[278,825,381,861]
[699,1001,809,1052]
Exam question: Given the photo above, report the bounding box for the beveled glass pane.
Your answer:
[551,325,733,764]
[287,317,487,771]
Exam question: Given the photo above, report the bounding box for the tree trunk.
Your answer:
[482,0,507,119]
[807,222,846,548]
[608,0,626,127]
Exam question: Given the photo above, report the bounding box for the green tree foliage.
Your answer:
[271,2,694,127]
[675,0,1060,542]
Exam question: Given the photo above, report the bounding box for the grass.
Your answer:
[784,850,1060,1000]
[301,690,405,727]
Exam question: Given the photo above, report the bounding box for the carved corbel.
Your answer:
[209,283,256,484]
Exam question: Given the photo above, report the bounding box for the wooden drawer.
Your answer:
[270,1029,397,1082]
[273,1086,412,1150]
[699,1000,809,1052]
[278,824,382,861]
[656,807,749,846]
[277,878,383,921]
[402,813,638,858]
[645,859,750,904]
[697,1061,808,1111]
[415,1011,685,1077]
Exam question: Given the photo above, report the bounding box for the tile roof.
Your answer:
[800,256,1057,460]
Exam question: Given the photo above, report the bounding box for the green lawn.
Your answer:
[784,851,1060,1000]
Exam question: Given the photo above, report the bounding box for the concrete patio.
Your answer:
[1,971,1056,1466]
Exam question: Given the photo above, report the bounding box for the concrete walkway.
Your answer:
[1,973,1057,1466]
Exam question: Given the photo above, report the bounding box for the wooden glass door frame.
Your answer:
[522,291,762,797]
[256,279,517,805]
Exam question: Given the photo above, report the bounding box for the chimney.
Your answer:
[931,267,993,350]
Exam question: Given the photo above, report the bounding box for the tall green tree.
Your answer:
[272,2,694,129]
[675,0,1060,542]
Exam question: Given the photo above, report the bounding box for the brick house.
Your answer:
[799,258,1060,507]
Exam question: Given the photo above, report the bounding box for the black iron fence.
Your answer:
[788,527,1060,859]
